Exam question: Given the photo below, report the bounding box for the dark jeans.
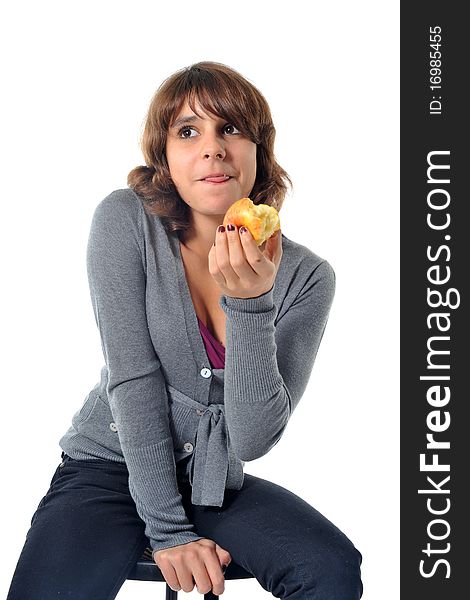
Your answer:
[7,453,363,599]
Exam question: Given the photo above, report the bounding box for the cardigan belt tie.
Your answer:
[166,385,244,506]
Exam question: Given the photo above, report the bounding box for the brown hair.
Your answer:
[127,61,292,236]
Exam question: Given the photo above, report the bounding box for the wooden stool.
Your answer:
[127,547,255,599]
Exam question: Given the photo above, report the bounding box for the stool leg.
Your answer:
[204,593,218,600]
[165,584,178,599]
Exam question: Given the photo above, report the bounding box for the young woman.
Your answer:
[7,61,363,599]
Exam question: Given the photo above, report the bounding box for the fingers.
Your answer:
[188,548,217,595]
[154,538,226,595]
[199,545,226,595]
[216,224,256,283]
[208,224,281,299]
[214,223,269,278]
[154,553,182,592]
[264,229,283,265]
[238,226,267,276]
[215,543,232,570]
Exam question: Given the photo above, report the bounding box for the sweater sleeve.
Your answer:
[219,259,335,462]
[87,191,204,554]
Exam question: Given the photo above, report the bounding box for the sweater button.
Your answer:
[200,368,212,378]
[196,409,204,416]
[184,443,194,453]
[109,422,118,432]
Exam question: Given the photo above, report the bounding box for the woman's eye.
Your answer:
[177,124,240,138]
[179,127,197,139]
[223,124,240,135]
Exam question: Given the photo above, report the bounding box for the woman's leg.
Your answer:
[180,473,363,600]
[7,454,149,600]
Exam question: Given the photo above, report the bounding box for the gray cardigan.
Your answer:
[59,188,335,555]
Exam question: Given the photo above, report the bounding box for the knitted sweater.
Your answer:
[59,188,335,555]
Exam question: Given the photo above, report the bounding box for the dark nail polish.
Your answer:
[227,223,235,231]
[218,225,225,233]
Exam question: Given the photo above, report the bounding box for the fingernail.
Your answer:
[240,226,247,234]
[217,225,225,233]
[226,223,235,231]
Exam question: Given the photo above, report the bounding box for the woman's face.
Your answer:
[165,98,257,217]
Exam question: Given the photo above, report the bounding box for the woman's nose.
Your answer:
[201,134,226,160]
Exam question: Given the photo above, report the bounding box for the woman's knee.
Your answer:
[299,535,363,599]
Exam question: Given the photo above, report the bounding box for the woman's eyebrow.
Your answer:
[171,115,200,129]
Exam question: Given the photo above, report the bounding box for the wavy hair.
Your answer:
[127,61,292,236]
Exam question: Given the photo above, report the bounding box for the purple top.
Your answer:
[197,316,225,369]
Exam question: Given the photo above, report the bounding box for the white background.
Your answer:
[0,1,399,598]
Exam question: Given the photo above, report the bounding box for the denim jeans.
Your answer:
[7,453,363,599]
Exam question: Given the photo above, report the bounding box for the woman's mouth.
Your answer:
[201,175,233,184]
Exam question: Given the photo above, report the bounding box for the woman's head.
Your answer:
[128,61,292,235]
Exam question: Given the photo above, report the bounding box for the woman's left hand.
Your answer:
[208,223,283,299]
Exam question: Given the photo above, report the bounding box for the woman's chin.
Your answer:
[204,192,243,209]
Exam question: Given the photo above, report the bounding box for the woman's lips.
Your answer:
[202,176,232,184]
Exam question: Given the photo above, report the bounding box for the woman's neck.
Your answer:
[180,212,224,261]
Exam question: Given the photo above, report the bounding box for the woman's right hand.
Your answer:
[154,538,232,595]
